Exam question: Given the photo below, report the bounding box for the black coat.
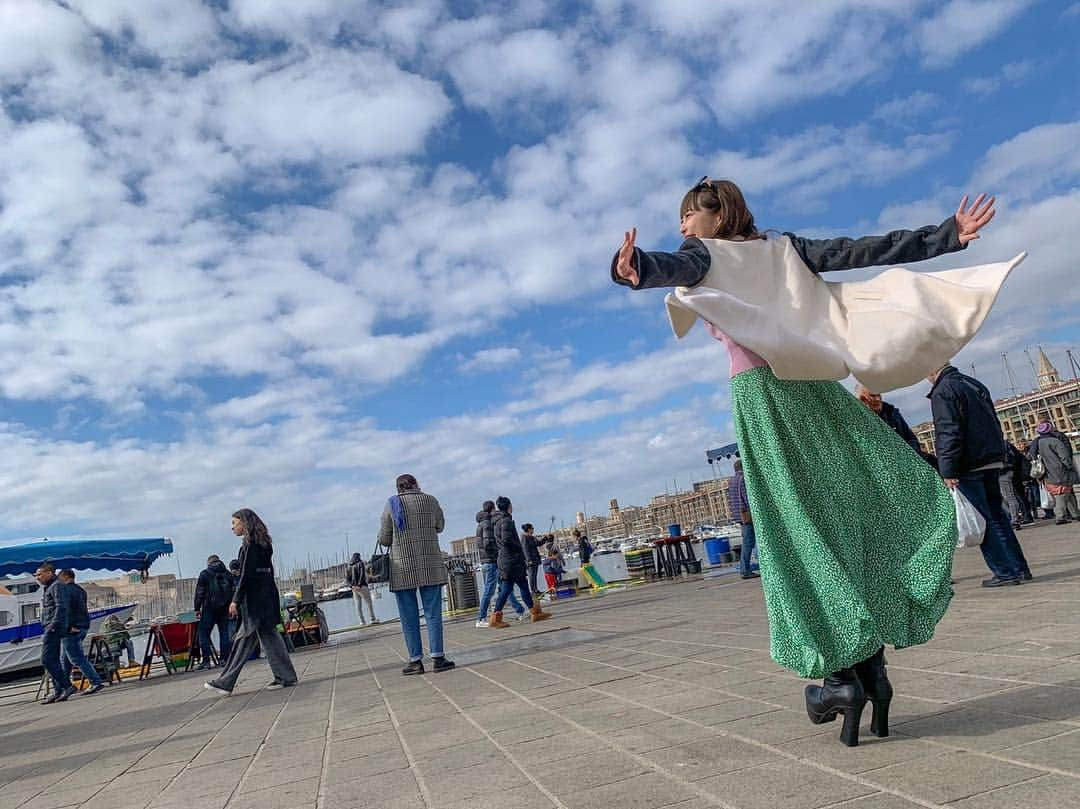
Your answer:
[345,557,367,588]
[493,510,526,580]
[578,537,593,564]
[476,510,498,564]
[928,365,1005,479]
[66,583,90,632]
[522,532,543,564]
[233,541,282,631]
[194,560,235,614]
[40,577,67,633]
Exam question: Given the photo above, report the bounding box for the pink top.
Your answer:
[705,323,768,378]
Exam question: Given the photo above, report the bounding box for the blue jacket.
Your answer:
[928,365,1005,479]
[40,577,68,633]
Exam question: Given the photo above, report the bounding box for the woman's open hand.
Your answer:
[956,194,995,245]
[615,228,639,286]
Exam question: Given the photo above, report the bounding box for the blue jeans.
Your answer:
[198,608,233,664]
[494,574,534,613]
[739,523,757,577]
[61,629,103,687]
[477,562,523,620]
[394,585,445,662]
[958,470,1031,580]
[41,630,72,693]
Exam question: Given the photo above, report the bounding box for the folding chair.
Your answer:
[139,621,196,680]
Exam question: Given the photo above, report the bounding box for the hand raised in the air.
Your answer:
[615,228,639,286]
[956,194,995,245]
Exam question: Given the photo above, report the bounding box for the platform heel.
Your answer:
[854,647,893,738]
[805,667,867,747]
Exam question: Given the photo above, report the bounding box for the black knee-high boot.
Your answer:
[805,667,867,747]
[854,646,893,738]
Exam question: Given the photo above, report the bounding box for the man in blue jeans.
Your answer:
[729,460,759,579]
[929,364,1032,587]
[474,501,524,627]
[58,569,105,694]
[35,563,76,704]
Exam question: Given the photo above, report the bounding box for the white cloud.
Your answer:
[459,347,522,373]
[917,0,1035,68]
[67,0,225,64]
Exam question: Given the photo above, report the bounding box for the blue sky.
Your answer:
[1,1,1079,575]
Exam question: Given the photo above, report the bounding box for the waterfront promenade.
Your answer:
[3,522,1080,809]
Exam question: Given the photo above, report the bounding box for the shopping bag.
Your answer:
[952,489,986,549]
[1039,485,1054,511]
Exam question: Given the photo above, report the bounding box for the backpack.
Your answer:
[207,570,233,610]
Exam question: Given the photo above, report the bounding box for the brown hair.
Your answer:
[232,508,272,547]
[679,179,764,240]
[396,474,419,493]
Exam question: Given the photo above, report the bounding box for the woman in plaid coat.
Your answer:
[378,474,455,675]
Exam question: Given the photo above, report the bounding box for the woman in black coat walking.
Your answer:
[205,509,298,695]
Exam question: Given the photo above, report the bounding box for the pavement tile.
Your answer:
[531,749,648,792]
[870,751,1042,804]
[998,727,1080,773]
[642,735,778,780]
[949,774,1080,808]
[778,730,938,775]
[605,719,720,753]
[695,760,873,809]
[892,705,1074,752]
[442,783,554,809]
[566,772,699,809]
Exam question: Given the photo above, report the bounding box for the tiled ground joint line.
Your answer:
[13,670,276,809]
[546,645,1080,780]
[381,644,569,809]
[360,647,436,809]
[503,655,952,809]
[464,664,742,809]
[572,621,1080,708]
[221,652,322,809]
[315,643,341,809]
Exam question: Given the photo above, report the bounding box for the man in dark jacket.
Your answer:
[35,563,75,704]
[194,555,234,669]
[856,384,922,453]
[1000,442,1033,528]
[57,569,105,693]
[345,552,378,625]
[521,523,545,595]
[574,529,593,564]
[488,497,550,627]
[928,364,1031,586]
[474,501,523,627]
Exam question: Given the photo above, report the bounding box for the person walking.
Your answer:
[574,529,593,565]
[475,501,525,627]
[729,460,759,580]
[928,364,1032,586]
[1028,421,1080,523]
[194,555,234,670]
[35,563,75,704]
[345,552,377,625]
[521,523,544,596]
[614,176,1012,746]
[57,569,105,694]
[378,474,455,675]
[488,497,551,628]
[205,509,298,695]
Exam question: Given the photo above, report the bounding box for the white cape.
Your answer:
[664,235,1025,393]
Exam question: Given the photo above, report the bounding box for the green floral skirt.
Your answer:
[731,366,956,678]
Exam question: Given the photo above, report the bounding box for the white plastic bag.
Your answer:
[952,489,986,549]
[1040,485,1053,510]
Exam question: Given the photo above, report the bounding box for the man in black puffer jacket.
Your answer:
[474,501,523,627]
[928,364,1031,587]
[488,497,550,628]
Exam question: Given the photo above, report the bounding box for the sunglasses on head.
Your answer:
[691,175,715,192]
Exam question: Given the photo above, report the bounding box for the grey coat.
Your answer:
[1030,434,1079,486]
[378,490,448,592]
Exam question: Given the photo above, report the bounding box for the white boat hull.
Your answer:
[0,603,137,675]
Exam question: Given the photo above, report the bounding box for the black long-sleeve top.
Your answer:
[611,217,965,290]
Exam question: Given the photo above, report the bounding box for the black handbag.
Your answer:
[367,545,391,584]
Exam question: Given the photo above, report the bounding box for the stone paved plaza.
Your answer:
[3,521,1080,809]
